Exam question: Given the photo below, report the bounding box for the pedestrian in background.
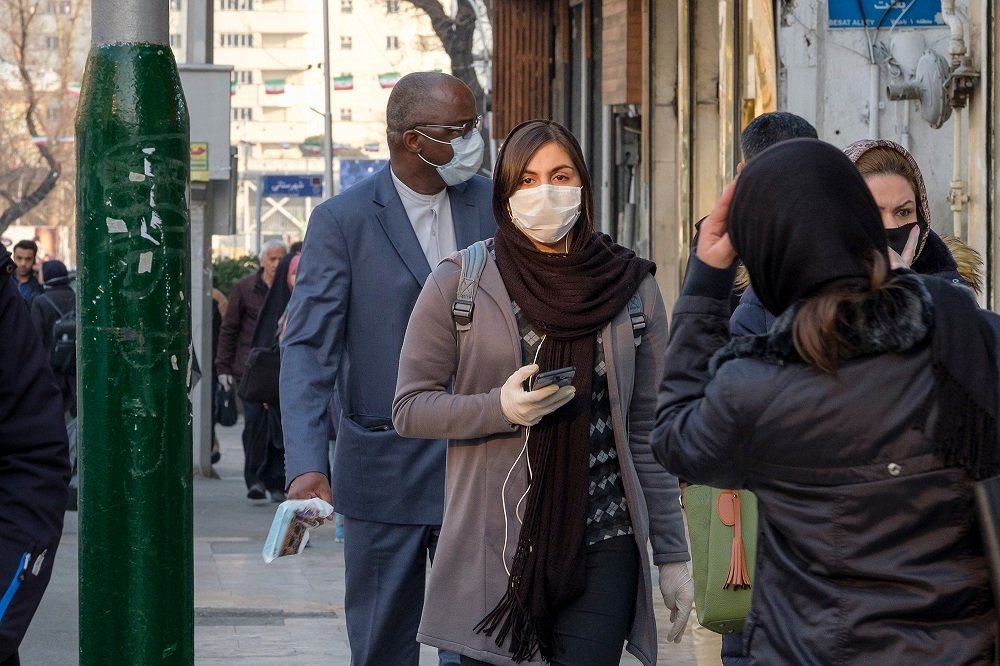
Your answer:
[0,245,70,665]
[652,139,999,662]
[9,240,42,305]
[846,138,982,290]
[393,119,693,666]
[216,239,287,500]
[281,71,494,665]
[245,250,301,502]
[30,260,76,417]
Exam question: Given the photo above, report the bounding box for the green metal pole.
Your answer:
[76,2,192,663]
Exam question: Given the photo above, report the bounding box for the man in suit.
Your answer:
[281,72,495,665]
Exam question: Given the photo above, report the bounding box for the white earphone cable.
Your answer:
[499,334,545,577]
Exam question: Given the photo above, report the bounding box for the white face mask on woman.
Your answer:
[508,185,582,245]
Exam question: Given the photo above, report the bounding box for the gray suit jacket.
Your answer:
[280,166,495,524]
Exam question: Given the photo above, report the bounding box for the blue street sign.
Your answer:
[828,0,944,29]
[260,174,324,197]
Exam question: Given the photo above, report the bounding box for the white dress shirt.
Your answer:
[391,168,457,268]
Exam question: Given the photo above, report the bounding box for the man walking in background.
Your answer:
[9,240,42,305]
[216,239,287,501]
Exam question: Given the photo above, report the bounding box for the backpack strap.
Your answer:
[627,293,645,346]
[453,240,489,331]
[39,294,67,320]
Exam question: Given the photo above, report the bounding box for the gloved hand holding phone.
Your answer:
[499,364,576,427]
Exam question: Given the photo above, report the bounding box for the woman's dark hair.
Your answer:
[791,251,889,374]
[492,120,594,250]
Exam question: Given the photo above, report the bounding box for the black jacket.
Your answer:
[651,256,998,664]
[30,279,75,361]
[0,247,70,660]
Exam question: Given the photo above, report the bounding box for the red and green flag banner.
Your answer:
[377,72,401,89]
[230,79,238,95]
[31,135,47,145]
[364,142,380,152]
[264,78,286,95]
[300,142,322,156]
[66,82,81,96]
[333,74,353,90]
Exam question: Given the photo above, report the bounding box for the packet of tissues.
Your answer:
[262,498,335,563]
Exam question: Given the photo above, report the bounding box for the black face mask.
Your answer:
[885,221,922,255]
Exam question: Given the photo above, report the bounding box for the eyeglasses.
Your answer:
[413,115,482,139]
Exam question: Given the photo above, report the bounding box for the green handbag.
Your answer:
[681,485,758,634]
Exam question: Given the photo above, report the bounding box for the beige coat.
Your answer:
[393,248,688,665]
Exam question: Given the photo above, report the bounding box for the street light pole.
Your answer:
[322,0,334,199]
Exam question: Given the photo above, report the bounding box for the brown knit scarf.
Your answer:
[473,224,654,662]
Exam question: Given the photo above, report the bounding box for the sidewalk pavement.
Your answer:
[19,417,702,665]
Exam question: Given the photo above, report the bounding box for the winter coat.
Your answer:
[215,270,268,380]
[30,279,77,415]
[0,247,70,660]
[30,281,75,361]
[651,256,998,664]
[393,250,689,666]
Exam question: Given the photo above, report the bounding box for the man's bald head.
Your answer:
[386,72,474,149]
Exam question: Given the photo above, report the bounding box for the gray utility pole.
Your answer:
[322,0,334,199]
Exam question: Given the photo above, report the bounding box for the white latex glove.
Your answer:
[659,561,694,643]
[218,374,233,391]
[499,364,576,427]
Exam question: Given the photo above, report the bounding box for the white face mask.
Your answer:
[415,130,485,186]
[508,185,582,245]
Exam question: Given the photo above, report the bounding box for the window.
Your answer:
[171,0,182,10]
[44,36,59,50]
[386,35,399,50]
[339,108,352,122]
[235,70,254,84]
[341,0,352,13]
[219,0,253,8]
[46,106,61,123]
[386,0,399,12]
[169,33,182,48]
[219,33,254,47]
[232,107,253,121]
[339,35,352,50]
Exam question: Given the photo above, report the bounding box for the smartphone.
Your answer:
[532,366,576,390]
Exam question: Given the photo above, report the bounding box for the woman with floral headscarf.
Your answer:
[845,138,982,292]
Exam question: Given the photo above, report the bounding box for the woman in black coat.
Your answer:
[651,139,998,663]
[0,247,70,663]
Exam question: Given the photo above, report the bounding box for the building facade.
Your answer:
[169,0,450,253]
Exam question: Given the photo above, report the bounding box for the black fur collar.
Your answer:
[710,272,934,375]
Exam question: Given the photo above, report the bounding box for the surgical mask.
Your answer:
[885,221,922,255]
[508,185,582,245]
[415,130,485,186]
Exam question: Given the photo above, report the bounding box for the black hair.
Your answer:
[12,239,38,255]
[740,112,818,161]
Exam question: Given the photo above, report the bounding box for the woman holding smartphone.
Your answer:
[393,120,693,665]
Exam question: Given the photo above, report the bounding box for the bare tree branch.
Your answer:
[404,0,485,106]
[0,0,82,234]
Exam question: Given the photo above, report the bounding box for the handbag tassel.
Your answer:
[723,491,752,590]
